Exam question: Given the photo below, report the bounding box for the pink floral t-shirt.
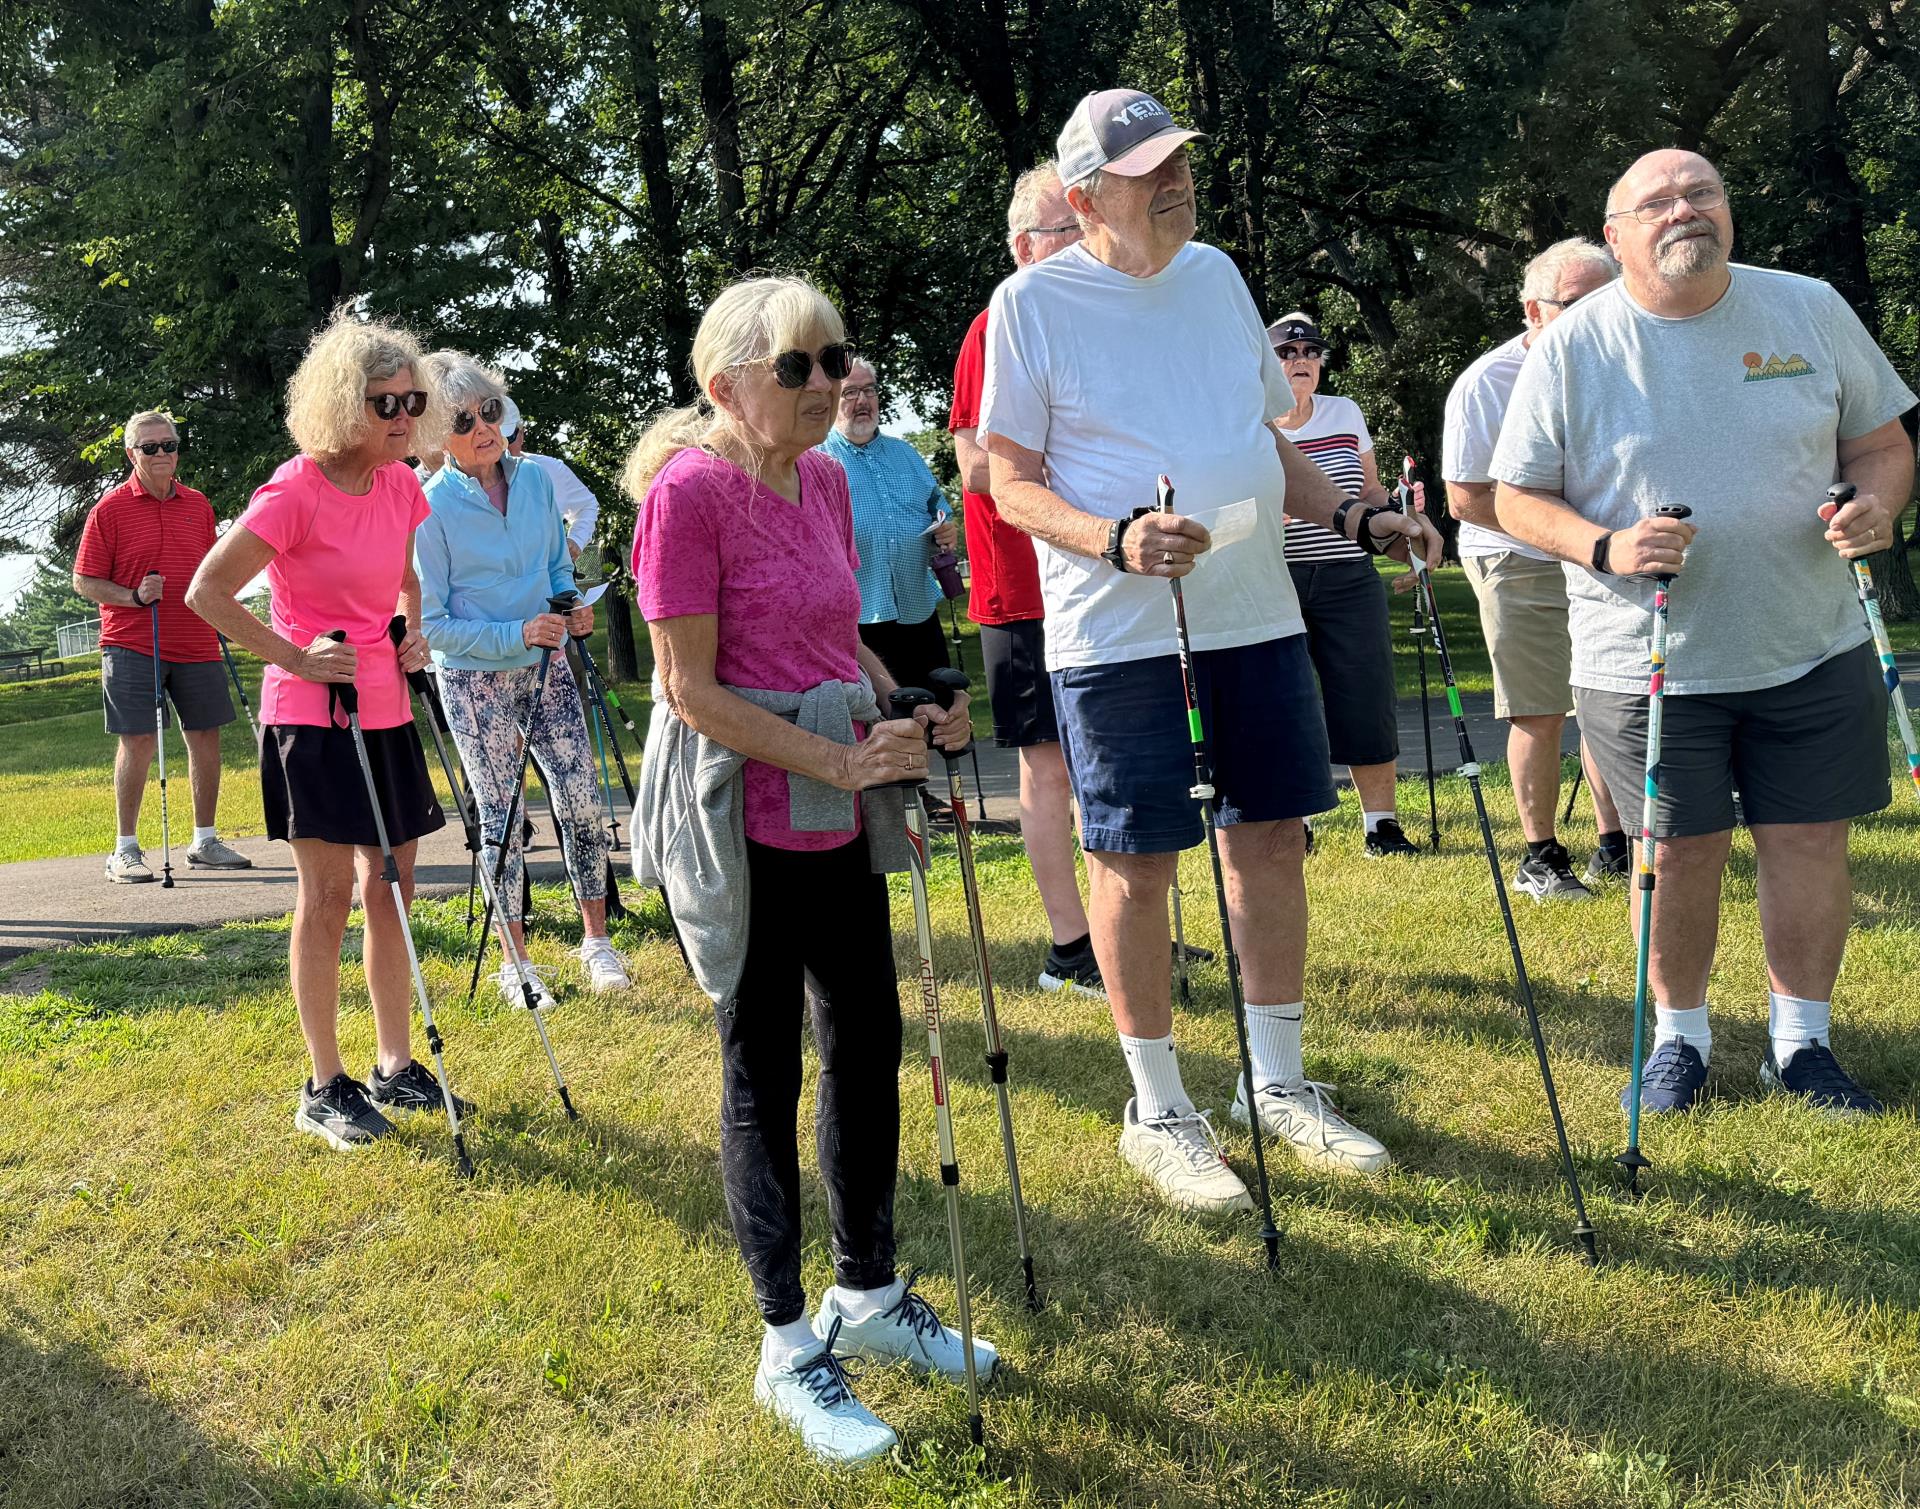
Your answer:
[240,455,429,730]
[634,447,865,851]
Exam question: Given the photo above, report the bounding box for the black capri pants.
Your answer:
[717,830,903,1325]
[1288,557,1400,768]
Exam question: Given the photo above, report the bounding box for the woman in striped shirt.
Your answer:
[1271,313,1423,858]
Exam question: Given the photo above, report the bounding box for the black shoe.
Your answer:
[1303,821,1316,857]
[1583,842,1631,886]
[1363,818,1422,858]
[1514,841,1596,903]
[294,1073,394,1152]
[1760,1039,1883,1116]
[368,1059,475,1119]
[921,792,955,828]
[1039,939,1106,998]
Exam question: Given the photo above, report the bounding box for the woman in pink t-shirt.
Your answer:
[624,275,983,1467]
[189,312,462,1154]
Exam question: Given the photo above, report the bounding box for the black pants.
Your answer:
[719,833,903,1324]
[858,613,949,701]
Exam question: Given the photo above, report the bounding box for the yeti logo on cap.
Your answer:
[1112,98,1169,127]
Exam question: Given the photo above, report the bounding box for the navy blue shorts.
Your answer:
[1052,636,1338,854]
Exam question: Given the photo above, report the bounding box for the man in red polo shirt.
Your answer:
[73,410,250,881]
[949,161,1101,993]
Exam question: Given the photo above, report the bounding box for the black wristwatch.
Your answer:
[1591,532,1614,575]
[1102,507,1154,572]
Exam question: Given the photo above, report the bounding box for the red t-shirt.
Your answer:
[73,477,220,663]
[948,308,1044,625]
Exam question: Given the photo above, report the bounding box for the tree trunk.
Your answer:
[624,5,698,401]
[605,581,642,684]
[1874,498,1920,622]
[291,52,343,322]
[697,1,749,270]
[1773,0,1875,317]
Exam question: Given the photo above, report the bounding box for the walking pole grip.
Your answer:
[387,615,436,699]
[1652,504,1693,581]
[926,668,972,764]
[324,630,359,718]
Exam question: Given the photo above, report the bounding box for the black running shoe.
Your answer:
[368,1059,475,1119]
[1760,1039,1883,1116]
[1039,939,1106,998]
[1583,842,1631,886]
[1514,841,1596,903]
[295,1073,394,1152]
[1364,818,1423,858]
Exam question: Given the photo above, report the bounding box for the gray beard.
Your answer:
[1655,230,1722,279]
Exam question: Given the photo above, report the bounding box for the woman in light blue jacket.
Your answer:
[416,353,628,1003]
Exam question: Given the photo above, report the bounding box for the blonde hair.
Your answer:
[123,409,178,446]
[284,309,451,461]
[621,274,846,501]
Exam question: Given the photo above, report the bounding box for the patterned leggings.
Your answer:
[439,660,608,922]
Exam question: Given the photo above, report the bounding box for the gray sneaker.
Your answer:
[186,836,253,869]
[1514,841,1595,903]
[105,848,155,884]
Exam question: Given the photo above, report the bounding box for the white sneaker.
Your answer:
[496,957,557,1012]
[577,936,630,992]
[753,1321,898,1467]
[104,847,155,884]
[1231,1075,1392,1175]
[1117,1097,1252,1213]
[814,1272,998,1383]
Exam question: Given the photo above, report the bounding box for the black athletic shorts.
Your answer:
[979,618,1059,747]
[1574,641,1890,838]
[1288,557,1399,768]
[857,614,949,702]
[261,722,445,848]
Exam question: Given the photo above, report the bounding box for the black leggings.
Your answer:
[718,832,903,1325]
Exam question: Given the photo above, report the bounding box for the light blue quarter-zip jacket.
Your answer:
[416,456,576,670]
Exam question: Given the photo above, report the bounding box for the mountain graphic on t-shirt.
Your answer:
[1741,351,1816,382]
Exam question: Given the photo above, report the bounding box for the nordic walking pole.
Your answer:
[565,630,633,918]
[324,630,474,1178]
[889,685,986,1443]
[1825,482,1920,802]
[928,666,1040,1312]
[1408,553,1598,1264]
[1398,457,1440,849]
[1157,476,1281,1269]
[218,633,260,748]
[148,600,175,887]
[1618,504,1694,1194]
[1170,878,1193,1008]
[941,598,990,822]
[1562,766,1584,827]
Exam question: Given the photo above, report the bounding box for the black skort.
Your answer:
[1289,557,1399,768]
[261,721,445,848]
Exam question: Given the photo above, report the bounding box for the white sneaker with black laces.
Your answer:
[1232,1075,1392,1175]
[1117,1098,1253,1213]
[754,1319,897,1467]
[814,1271,998,1383]
[577,936,630,992]
[496,957,557,1012]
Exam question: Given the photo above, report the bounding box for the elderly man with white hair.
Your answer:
[1494,149,1916,1119]
[1444,237,1628,902]
[983,88,1440,1213]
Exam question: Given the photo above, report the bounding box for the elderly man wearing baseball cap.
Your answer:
[981,88,1441,1214]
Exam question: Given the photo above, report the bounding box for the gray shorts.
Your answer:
[102,647,234,736]
[1574,642,1889,838]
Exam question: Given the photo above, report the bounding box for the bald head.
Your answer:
[1602,148,1732,309]
[1606,149,1720,217]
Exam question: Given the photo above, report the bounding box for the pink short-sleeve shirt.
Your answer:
[634,447,865,851]
[240,456,429,730]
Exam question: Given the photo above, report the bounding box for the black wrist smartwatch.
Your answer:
[1590,532,1614,575]
[1331,498,1361,542]
[1102,507,1153,572]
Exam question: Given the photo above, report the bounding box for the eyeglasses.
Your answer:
[1606,183,1726,224]
[365,390,429,420]
[450,396,506,436]
[132,439,179,456]
[1536,295,1582,309]
[761,344,853,389]
[1024,224,1077,236]
[1275,344,1325,361]
[840,384,878,403]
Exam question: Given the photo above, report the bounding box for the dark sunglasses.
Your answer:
[766,344,853,389]
[133,440,179,456]
[365,390,429,420]
[450,396,507,436]
[1275,344,1325,361]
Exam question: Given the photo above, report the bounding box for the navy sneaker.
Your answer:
[1620,1038,1709,1114]
[1760,1039,1883,1116]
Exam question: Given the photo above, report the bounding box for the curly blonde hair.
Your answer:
[284,309,452,461]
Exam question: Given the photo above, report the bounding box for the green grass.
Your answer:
[2,772,1918,1506]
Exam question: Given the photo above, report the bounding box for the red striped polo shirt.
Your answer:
[73,476,221,663]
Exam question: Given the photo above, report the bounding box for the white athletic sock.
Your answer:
[1362,810,1396,835]
[1119,1032,1194,1121]
[1652,1003,1711,1065]
[829,1277,904,1324]
[1245,1002,1305,1090]
[761,1318,821,1371]
[192,825,216,845]
[116,834,140,854]
[1769,992,1831,1067]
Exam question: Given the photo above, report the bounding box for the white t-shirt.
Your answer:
[529,452,600,553]
[1277,393,1372,564]
[1441,331,1554,562]
[1491,265,1917,695]
[980,241,1302,670]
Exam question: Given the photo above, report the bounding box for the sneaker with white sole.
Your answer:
[186,836,253,869]
[754,1318,898,1467]
[1232,1075,1392,1175]
[1513,841,1595,903]
[814,1270,998,1383]
[1038,938,1105,997]
[577,936,630,992]
[1117,1097,1253,1213]
[104,847,155,884]
[294,1073,393,1152]
[496,957,558,1012]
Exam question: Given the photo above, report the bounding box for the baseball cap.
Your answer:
[1266,312,1328,352]
[1056,89,1203,187]
[498,396,523,439]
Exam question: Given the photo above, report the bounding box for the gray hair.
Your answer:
[1521,237,1618,305]
[423,350,508,413]
[123,409,177,445]
[1006,160,1066,247]
[845,353,878,387]
[1067,167,1109,232]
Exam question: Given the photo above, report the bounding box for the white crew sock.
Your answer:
[761,1318,822,1371]
[1362,810,1396,835]
[116,834,140,854]
[829,1277,904,1324]
[1769,992,1831,1067]
[192,825,216,846]
[1245,1002,1305,1090]
[1652,1003,1711,1065]
[1119,1032,1194,1121]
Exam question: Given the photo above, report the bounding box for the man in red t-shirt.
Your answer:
[949,162,1098,993]
[73,410,250,881]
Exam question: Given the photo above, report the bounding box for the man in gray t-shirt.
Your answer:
[1493,148,1916,1122]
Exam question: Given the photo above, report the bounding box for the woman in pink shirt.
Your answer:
[626,275,986,1467]
[189,312,461,1154]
